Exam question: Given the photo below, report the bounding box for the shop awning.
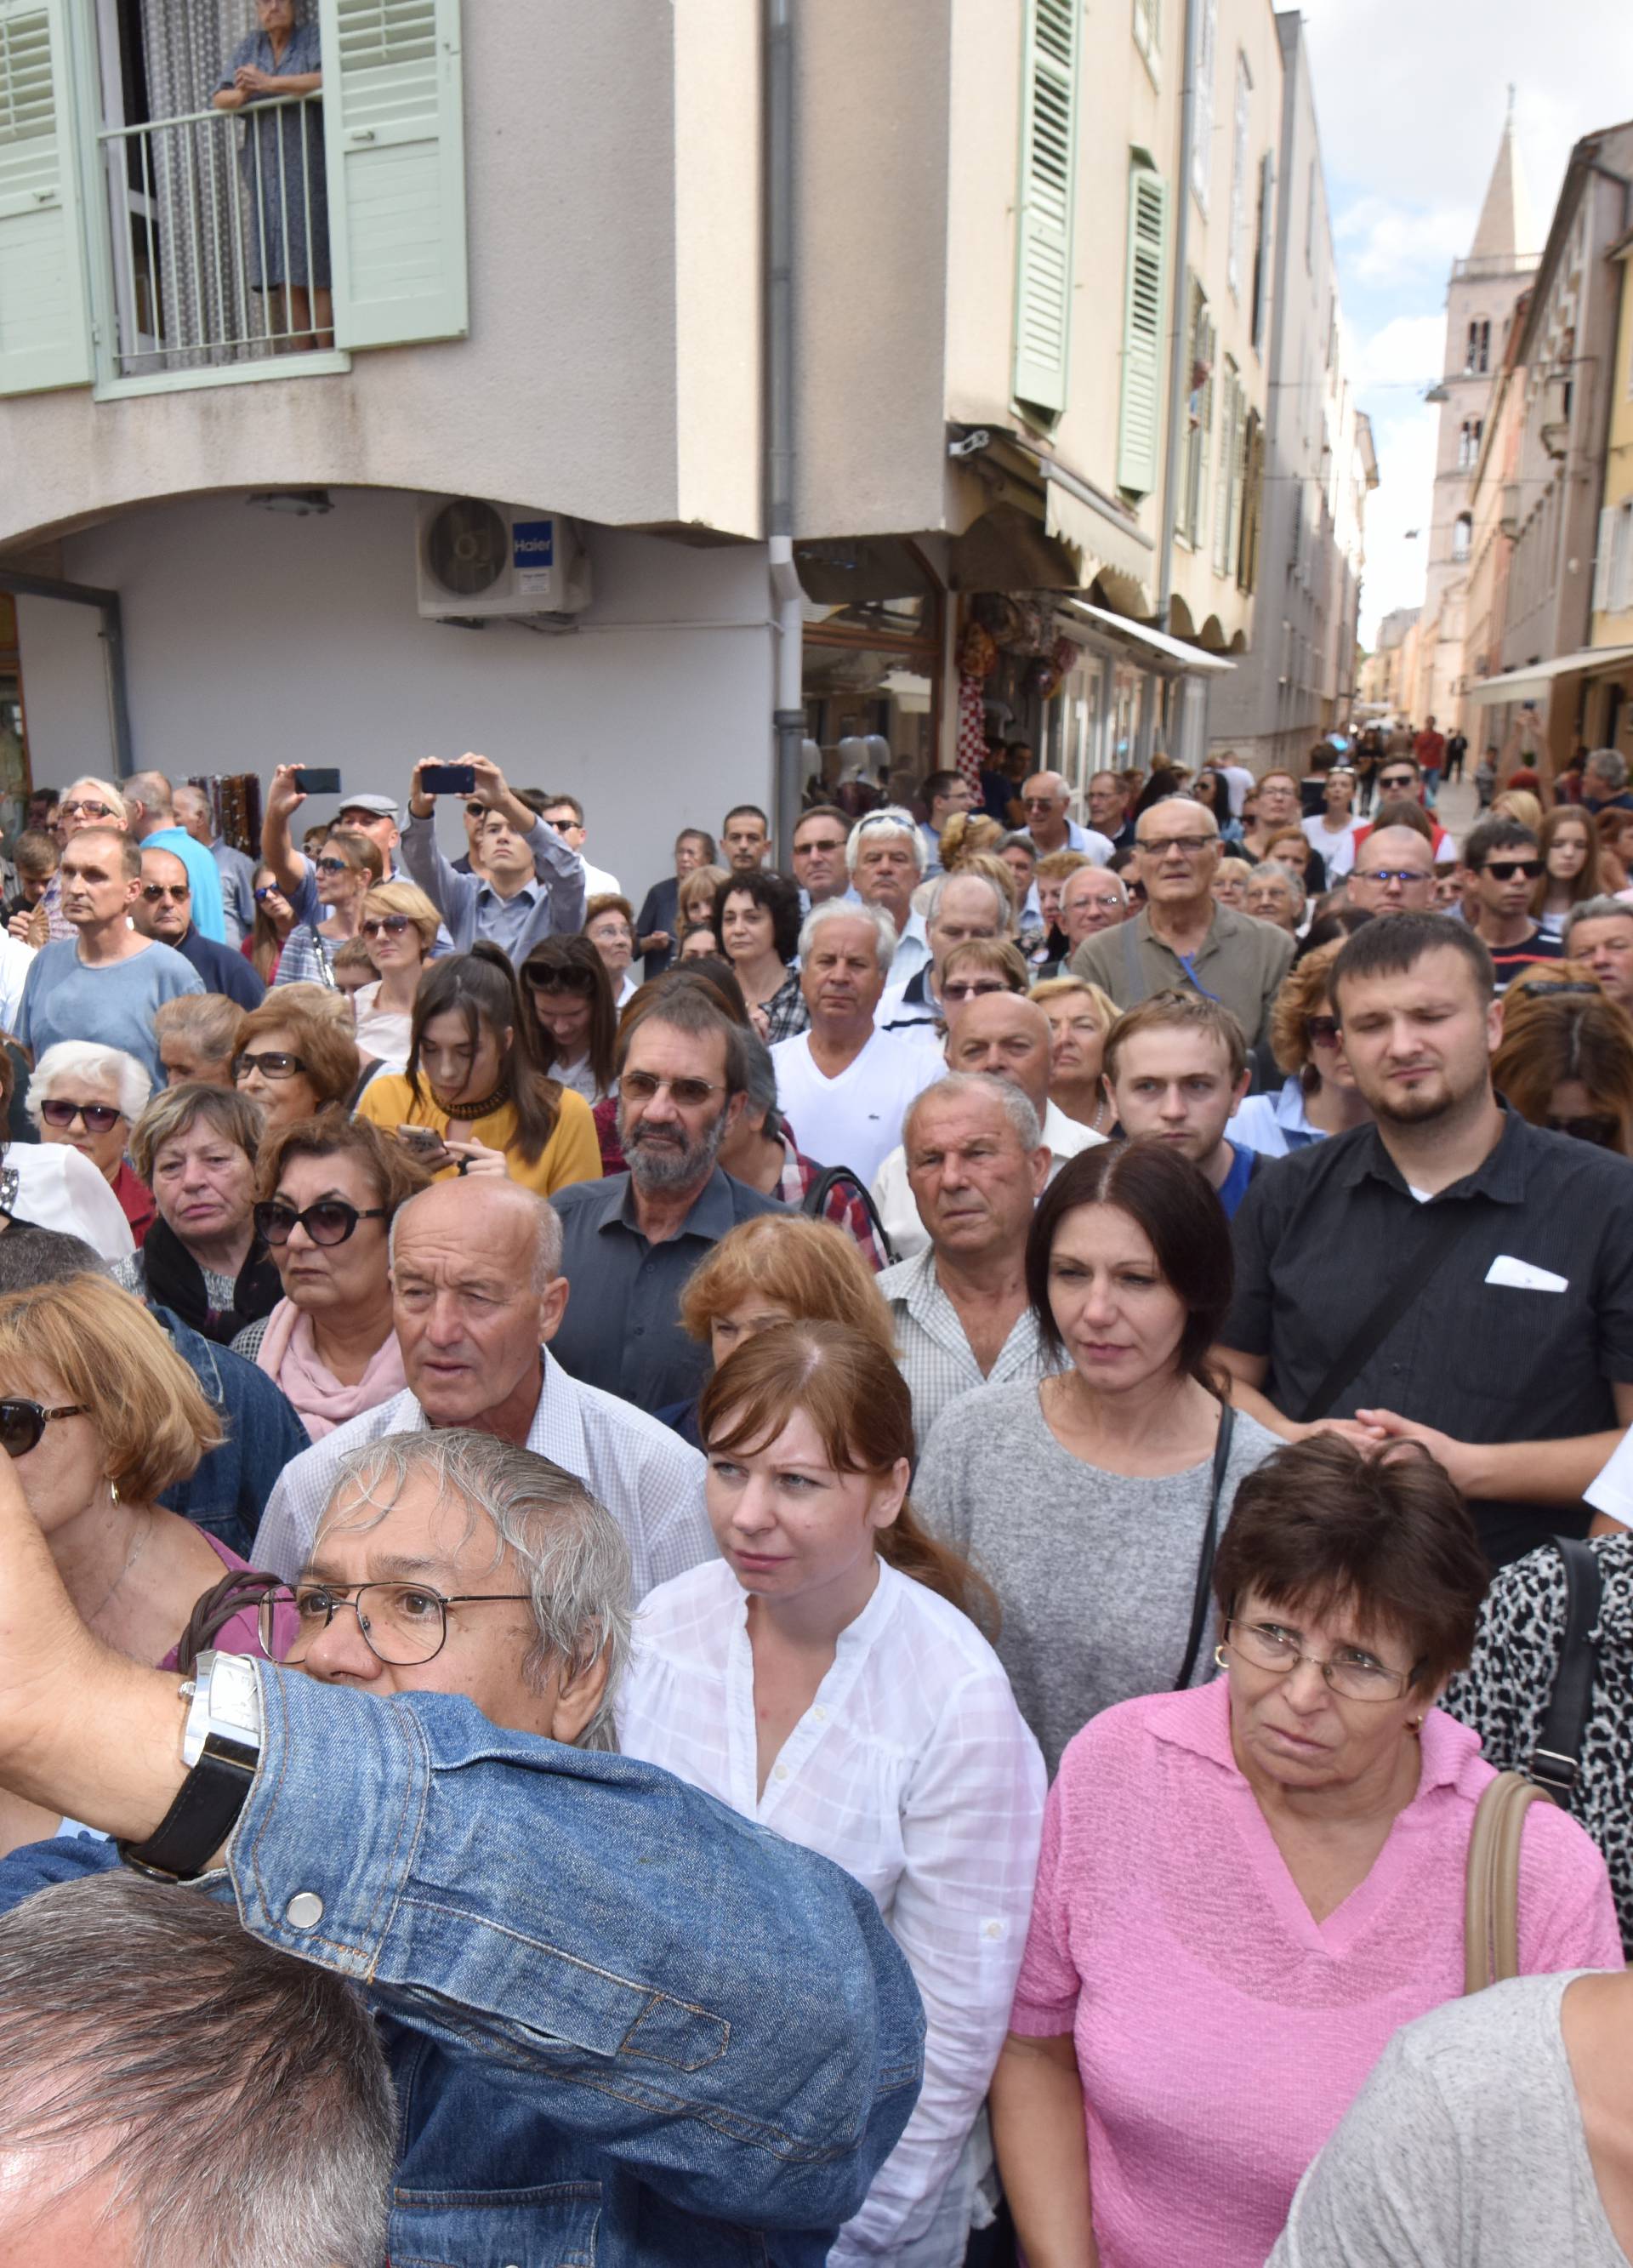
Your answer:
[1464,643,1633,704]
[1062,597,1236,675]
[1042,474,1156,613]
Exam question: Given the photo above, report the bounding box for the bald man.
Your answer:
[1346,825,1439,917]
[869,992,1107,1258]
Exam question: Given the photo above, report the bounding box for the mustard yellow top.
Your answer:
[356,1074,602,1199]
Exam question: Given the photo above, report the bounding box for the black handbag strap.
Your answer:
[1528,1537,1604,1811]
[1296,1200,1477,1425]
[799,1165,896,1268]
[1175,1401,1236,1690]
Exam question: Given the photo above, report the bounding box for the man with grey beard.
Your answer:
[548,982,787,1411]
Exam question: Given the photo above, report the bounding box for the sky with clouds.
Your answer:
[1297,0,1633,645]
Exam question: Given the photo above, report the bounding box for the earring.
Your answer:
[108,1479,120,1506]
[1213,1643,1230,1670]
[1408,1713,1424,1730]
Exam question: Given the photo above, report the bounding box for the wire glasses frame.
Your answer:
[259,1581,535,1667]
[1217,1618,1418,1703]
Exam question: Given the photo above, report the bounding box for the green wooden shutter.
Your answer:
[320,0,467,350]
[1116,161,1167,495]
[1012,0,1078,415]
[0,0,91,396]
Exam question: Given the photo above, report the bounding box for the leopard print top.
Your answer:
[1443,1532,1632,1957]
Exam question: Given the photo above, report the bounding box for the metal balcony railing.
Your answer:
[98,92,330,378]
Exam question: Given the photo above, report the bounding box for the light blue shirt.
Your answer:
[144,825,226,942]
[15,937,204,1086]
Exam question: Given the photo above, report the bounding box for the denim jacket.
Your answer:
[0,1667,925,2265]
[151,1304,312,1560]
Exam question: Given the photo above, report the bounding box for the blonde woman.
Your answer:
[1030,974,1118,1131]
[352,879,441,1065]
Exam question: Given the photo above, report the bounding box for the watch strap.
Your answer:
[117,1734,259,1883]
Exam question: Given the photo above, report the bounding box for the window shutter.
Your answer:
[1593,505,1616,616]
[1249,150,1274,353]
[319,0,467,351]
[1613,501,1633,615]
[1213,368,1238,575]
[1116,162,1166,495]
[0,0,92,396]
[1012,0,1078,415]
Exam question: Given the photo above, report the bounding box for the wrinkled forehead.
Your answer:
[313,1470,505,1580]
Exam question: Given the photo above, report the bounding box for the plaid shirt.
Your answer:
[777,1134,890,1271]
[761,969,810,1043]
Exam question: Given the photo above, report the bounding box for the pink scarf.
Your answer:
[255,1297,407,1440]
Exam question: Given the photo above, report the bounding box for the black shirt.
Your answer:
[1224,1110,1633,1566]
[176,922,266,1010]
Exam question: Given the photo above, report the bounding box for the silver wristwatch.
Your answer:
[120,1650,265,1882]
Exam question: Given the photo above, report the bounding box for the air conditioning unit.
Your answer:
[417,498,593,621]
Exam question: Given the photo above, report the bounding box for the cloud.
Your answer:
[1334,196,1473,289]
[1349,313,1446,391]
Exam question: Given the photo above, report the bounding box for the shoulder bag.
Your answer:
[1464,1769,1550,1993]
[1527,1536,1604,1814]
[799,1165,896,1268]
[1174,1401,1237,1690]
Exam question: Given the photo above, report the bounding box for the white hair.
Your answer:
[902,1070,1043,1155]
[923,869,1012,932]
[389,1181,563,1290]
[843,805,927,877]
[27,1040,151,1126]
[63,775,130,825]
[797,896,898,973]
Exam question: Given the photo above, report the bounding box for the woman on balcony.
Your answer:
[214,0,331,353]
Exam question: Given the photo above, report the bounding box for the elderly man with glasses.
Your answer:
[1067,802,1294,1053]
[0,1425,924,2267]
[1019,771,1115,864]
[877,869,1010,1041]
[131,846,265,1008]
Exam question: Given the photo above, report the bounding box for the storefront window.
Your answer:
[799,540,942,796]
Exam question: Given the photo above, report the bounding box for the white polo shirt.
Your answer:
[770,1026,942,1188]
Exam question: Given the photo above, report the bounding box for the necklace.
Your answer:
[83,1502,151,1628]
[434,1079,511,1123]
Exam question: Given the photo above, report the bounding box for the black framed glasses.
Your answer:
[314,855,355,878]
[1545,1113,1623,1148]
[1377,773,1418,792]
[522,962,596,994]
[254,1198,387,1247]
[59,799,115,821]
[259,1581,533,1667]
[253,884,286,903]
[942,977,1009,1001]
[1483,858,1544,882]
[1305,1015,1343,1049]
[1140,835,1217,858]
[361,915,413,942]
[140,880,190,903]
[1219,1618,1416,1703]
[621,1069,726,1107]
[0,1399,88,1458]
[234,1051,310,1083]
[38,1097,124,1133]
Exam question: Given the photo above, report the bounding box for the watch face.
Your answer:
[208,1651,263,1735]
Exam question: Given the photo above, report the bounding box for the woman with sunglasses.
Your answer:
[357,943,601,1197]
[272,828,384,989]
[518,934,619,1105]
[232,998,361,1136]
[1533,806,1601,941]
[232,1114,432,1440]
[114,1084,281,1343]
[0,1274,296,1861]
[0,1050,133,1262]
[244,863,298,983]
[26,1040,155,1243]
[1232,940,1374,1158]
[348,879,440,1065]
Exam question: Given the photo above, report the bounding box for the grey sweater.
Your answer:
[914,1380,1279,1776]
[1267,1971,1629,2266]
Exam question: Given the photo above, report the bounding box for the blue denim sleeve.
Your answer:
[0,1832,124,1912]
[230,1667,924,2232]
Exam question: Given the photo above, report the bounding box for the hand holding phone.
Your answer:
[421,763,477,797]
[291,767,343,796]
[396,1125,451,1169]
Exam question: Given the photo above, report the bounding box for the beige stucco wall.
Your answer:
[0,0,770,554]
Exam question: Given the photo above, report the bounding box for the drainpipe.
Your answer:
[765,0,804,866]
[0,568,134,778]
[1155,0,1197,642]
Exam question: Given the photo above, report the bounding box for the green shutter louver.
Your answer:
[0,0,91,396]
[320,0,467,350]
[1116,161,1167,496]
[1012,0,1078,416]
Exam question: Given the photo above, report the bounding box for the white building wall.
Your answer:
[25,493,775,898]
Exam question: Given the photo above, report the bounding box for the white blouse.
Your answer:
[619,1555,1045,2263]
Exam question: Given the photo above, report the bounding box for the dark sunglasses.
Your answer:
[522,963,596,994]
[1377,773,1417,790]
[140,880,190,902]
[39,1097,123,1132]
[1482,858,1544,881]
[0,1398,88,1458]
[314,855,355,878]
[1305,1014,1343,1048]
[361,915,414,941]
[255,1198,388,1247]
[253,884,286,903]
[233,1051,309,1082]
[1545,1114,1623,1148]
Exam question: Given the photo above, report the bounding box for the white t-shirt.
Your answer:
[771,1026,941,1187]
[1301,812,1364,880]
[0,932,35,1036]
[350,981,413,1070]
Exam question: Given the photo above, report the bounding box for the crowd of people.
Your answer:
[0,730,1629,2268]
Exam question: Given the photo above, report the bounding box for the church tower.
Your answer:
[1420,100,1539,723]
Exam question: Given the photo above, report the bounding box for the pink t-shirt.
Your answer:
[1009,1680,1623,2268]
[159,1530,298,1672]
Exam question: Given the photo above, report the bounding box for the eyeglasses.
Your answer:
[1021,795,1062,811]
[1377,773,1418,791]
[1545,1113,1623,1148]
[38,1098,124,1133]
[140,881,190,903]
[1139,835,1217,858]
[1220,1618,1415,1703]
[942,978,1009,1000]
[522,963,596,994]
[254,1198,388,1246]
[1356,868,1431,887]
[59,800,115,821]
[794,835,848,856]
[0,1398,88,1458]
[259,1581,534,1668]
[361,915,414,942]
[253,885,286,903]
[314,856,355,878]
[1482,858,1544,882]
[620,1070,727,1108]
[1304,1014,1343,1048]
[234,1051,310,1083]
